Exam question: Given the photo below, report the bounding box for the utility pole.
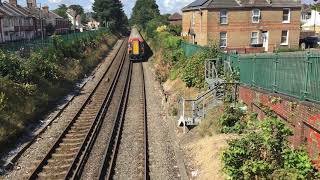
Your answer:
[38,3,44,45]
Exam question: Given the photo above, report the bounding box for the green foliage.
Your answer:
[0,31,117,154]
[275,47,302,53]
[69,5,84,16]
[145,15,169,38]
[168,24,182,36]
[218,105,246,134]
[130,0,160,28]
[93,0,128,33]
[53,4,68,19]
[182,47,219,88]
[222,118,318,179]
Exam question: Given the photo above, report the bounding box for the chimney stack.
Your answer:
[27,0,37,8]
[9,0,17,6]
[43,5,49,16]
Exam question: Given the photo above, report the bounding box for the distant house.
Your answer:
[168,13,182,26]
[0,0,70,43]
[85,12,100,30]
[301,4,320,33]
[301,4,311,24]
[67,8,83,32]
[41,6,69,34]
[0,0,36,42]
[182,0,301,53]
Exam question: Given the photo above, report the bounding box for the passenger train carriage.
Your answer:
[128,28,145,61]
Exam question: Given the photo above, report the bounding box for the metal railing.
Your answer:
[228,51,320,103]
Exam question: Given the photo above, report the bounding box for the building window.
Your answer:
[251,32,259,45]
[252,9,260,23]
[220,32,227,48]
[281,30,289,45]
[220,9,228,24]
[283,8,290,23]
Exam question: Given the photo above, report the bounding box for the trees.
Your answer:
[92,0,128,33]
[130,0,160,28]
[53,4,68,19]
[69,5,84,17]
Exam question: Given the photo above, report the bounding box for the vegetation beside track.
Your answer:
[0,31,118,155]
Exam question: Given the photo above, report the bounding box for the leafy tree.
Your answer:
[130,0,160,28]
[69,5,84,16]
[92,0,128,33]
[53,4,68,19]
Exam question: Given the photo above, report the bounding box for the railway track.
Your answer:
[98,62,149,179]
[27,40,128,180]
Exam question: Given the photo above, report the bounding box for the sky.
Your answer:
[10,0,315,17]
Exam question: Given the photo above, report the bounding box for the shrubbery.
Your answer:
[218,105,246,134]
[223,117,319,179]
[0,31,117,153]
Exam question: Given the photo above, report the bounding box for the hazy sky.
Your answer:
[11,0,314,17]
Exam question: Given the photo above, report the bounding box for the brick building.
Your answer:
[168,13,182,26]
[182,0,301,52]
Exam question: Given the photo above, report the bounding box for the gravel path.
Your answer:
[80,54,130,179]
[143,61,184,180]
[1,40,123,180]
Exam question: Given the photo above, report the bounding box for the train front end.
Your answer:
[128,28,145,61]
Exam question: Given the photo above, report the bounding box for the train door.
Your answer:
[133,40,140,55]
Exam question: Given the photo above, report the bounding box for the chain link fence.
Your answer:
[0,28,108,52]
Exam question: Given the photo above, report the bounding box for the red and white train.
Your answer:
[128,28,145,61]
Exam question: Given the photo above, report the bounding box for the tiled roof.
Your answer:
[182,0,301,11]
[4,2,30,17]
[169,13,182,20]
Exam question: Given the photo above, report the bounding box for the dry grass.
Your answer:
[197,107,223,137]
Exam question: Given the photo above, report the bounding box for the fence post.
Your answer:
[302,52,311,100]
[252,54,256,87]
[273,52,279,92]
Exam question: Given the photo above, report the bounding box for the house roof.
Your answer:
[301,4,311,13]
[169,13,182,21]
[182,0,301,11]
[3,2,30,17]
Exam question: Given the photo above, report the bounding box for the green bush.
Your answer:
[0,31,117,154]
[218,105,246,134]
[182,47,219,88]
[222,118,319,179]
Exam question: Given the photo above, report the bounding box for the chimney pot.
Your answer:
[9,0,17,6]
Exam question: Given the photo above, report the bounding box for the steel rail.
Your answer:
[98,61,149,180]
[141,62,149,180]
[98,60,132,180]
[28,39,127,180]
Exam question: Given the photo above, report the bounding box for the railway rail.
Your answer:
[98,62,149,179]
[27,39,128,180]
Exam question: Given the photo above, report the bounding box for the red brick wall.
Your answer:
[239,85,320,160]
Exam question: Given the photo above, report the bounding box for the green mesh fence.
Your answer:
[181,41,209,57]
[0,28,107,52]
[232,51,320,102]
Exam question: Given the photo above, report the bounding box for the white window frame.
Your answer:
[282,8,291,23]
[280,30,289,45]
[220,32,227,48]
[251,31,259,45]
[252,9,261,23]
[220,9,228,24]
